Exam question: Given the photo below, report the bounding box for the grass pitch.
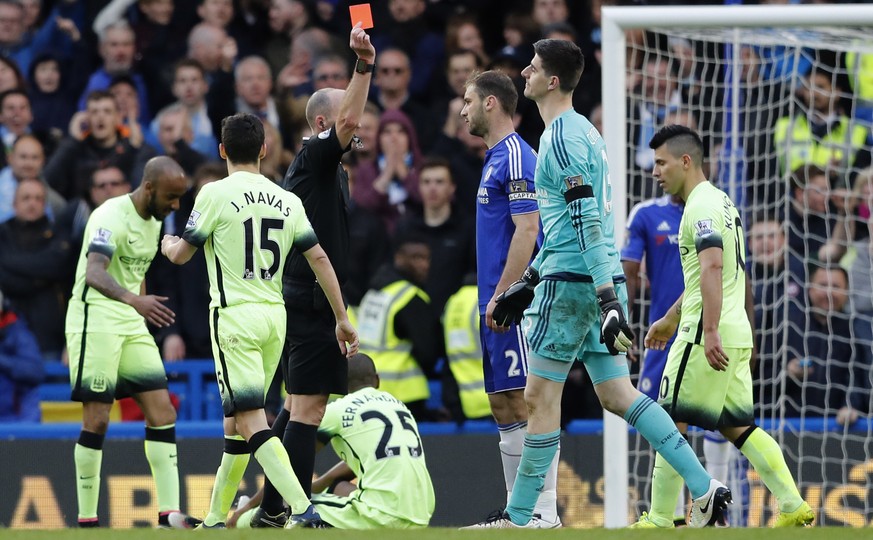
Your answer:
[1,527,867,540]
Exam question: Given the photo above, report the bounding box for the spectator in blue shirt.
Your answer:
[0,286,44,422]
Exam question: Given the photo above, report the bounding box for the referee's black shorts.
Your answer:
[281,282,348,396]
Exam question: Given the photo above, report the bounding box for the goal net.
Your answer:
[602,4,873,528]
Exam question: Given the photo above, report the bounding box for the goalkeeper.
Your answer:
[228,354,434,529]
[488,39,729,529]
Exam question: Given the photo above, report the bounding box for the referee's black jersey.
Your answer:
[282,127,351,287]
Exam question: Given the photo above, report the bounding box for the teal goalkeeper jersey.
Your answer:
[532,109,622,286]
[677,181,753,348]
[318,387,435,526]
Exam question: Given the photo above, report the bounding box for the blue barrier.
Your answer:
[3,416,871,441]
[43,361,447,422]
[42,360,222,421]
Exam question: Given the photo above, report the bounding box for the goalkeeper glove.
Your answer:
[598,287,634,355]
[492,266,540,327]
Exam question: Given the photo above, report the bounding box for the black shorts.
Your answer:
[282,282,348,396]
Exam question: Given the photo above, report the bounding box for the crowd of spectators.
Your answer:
[0,0,870,424]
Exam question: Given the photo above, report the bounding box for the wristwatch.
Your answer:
[355,58,375,75]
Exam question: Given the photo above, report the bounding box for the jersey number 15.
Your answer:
[242,217,284,280]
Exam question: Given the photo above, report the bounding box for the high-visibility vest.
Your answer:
[773,115,868,175]
[442,285,492,420]
[357,280,430,404]
[845,52,873,103]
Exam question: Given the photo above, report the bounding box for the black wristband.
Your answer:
[355,58,375,74]
[597,287,618,305]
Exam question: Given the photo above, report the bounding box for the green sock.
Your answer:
[649,453,684,526]
[144,425,180,513]
[739,427,803,512]
[204,436,250,526]
[252,435,310,514]
[74,432,104,520]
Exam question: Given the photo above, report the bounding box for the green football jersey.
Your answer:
[66,195,162,335]
[182,171,317,309]
[676,181,753,348]
[318,387,435,525]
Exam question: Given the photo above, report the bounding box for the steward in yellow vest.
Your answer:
[443,284,492,420]
[356,235,444,421]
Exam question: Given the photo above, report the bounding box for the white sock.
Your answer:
[498,422,526,506]
[703,432,731,483]
[533,442,560,523]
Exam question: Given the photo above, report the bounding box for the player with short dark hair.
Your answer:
[230,353,435,529]
[161,112,358,529]
[246,23,376,529]
[632,124,812,528]
[459,70,558,528]
[66,156,196,529]
[488,41,729,529]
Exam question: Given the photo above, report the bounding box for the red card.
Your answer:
[349,3,374,29]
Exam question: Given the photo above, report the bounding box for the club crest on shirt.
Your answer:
[92,227,112,244]
[187,210,201,229]
[564,175,583,189]
[694,219,714,237]
[318,128,332,139]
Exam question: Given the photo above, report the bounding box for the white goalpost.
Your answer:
[601,4,873,528]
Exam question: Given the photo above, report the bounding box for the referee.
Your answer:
[250,23,376,527]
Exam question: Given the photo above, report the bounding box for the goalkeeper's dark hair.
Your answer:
[221,113,264,165]
[465,70,518,116]
[533,38,584,93]
[648,124,704,167]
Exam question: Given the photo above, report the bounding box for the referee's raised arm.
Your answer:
[334,23,376,149]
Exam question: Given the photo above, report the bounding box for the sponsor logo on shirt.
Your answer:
[657,220,671,232]
[655,234,679,246]
[477,186,489,205]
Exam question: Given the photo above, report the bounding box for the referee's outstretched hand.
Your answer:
[350,22,375,62]
[336,319,359,358]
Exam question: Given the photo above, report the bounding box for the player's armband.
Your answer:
[564,184,594,204]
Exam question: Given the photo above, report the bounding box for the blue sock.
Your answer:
[624,395,710,498]
[506,429,560,525]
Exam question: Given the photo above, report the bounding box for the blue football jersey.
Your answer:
[621,195,684,323]
[476,132,540,314]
